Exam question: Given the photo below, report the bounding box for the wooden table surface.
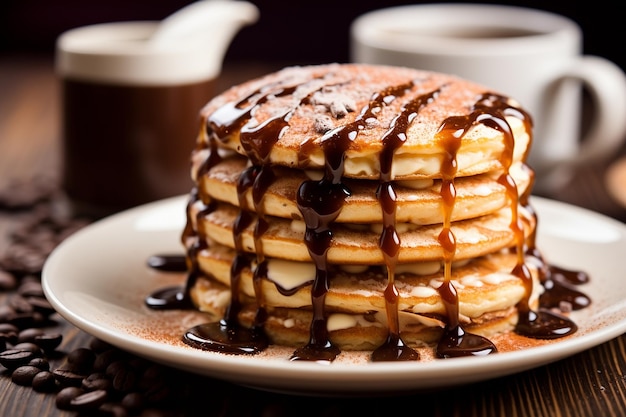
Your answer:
[1,53,626,417]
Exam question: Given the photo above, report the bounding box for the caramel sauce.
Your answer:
[146,73,590,362]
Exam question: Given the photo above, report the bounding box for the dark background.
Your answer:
[0,0,624,73]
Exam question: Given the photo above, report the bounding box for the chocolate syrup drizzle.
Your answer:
[146,71,591,362]
[369,86,438,362]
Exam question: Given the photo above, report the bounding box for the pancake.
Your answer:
[189,244,541,350]
[191,280,522,351]
[197,63,532,180]
[197,154,532,224]
[193,242,536,317]
[194,200,536,263]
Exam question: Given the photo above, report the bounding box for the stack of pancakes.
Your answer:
[182,63,540,353]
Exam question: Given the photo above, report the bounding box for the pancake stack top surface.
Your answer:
[176,63,577,362]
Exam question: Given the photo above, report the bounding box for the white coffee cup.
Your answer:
[350,3,626,194]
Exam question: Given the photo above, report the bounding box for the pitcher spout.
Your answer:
[148,0,260,75]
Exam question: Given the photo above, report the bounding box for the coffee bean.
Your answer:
[8,311,44,329]
[56,386,85,410]
[0,323,19,344]
[12,365,42,385]
[67,347,96,374]
[0,305,16,322]
[32,370,59,392]
[33,332,63,352]
[94,349,125,372]
[28,357,50,371]
[0,269,17,291]
[122,391,146,412]
[16,279,44,297]
[0,347,41,370]
[105,360,127,377]
[110,363,138,393]
[69,388,108,410]
[2,243,47,275]
[53,368,86,387]
[17,327,45,343]
[82,372,113,391]
[12,342,43,354]
[25,296,57,317]
[8,294,33,313]
[16,274,40,286]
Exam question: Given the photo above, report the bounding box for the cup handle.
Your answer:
[548,56,626,166]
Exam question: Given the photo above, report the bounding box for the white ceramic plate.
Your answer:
[42,195,626,395]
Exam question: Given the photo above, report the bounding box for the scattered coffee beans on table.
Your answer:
[0,185,209,417]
